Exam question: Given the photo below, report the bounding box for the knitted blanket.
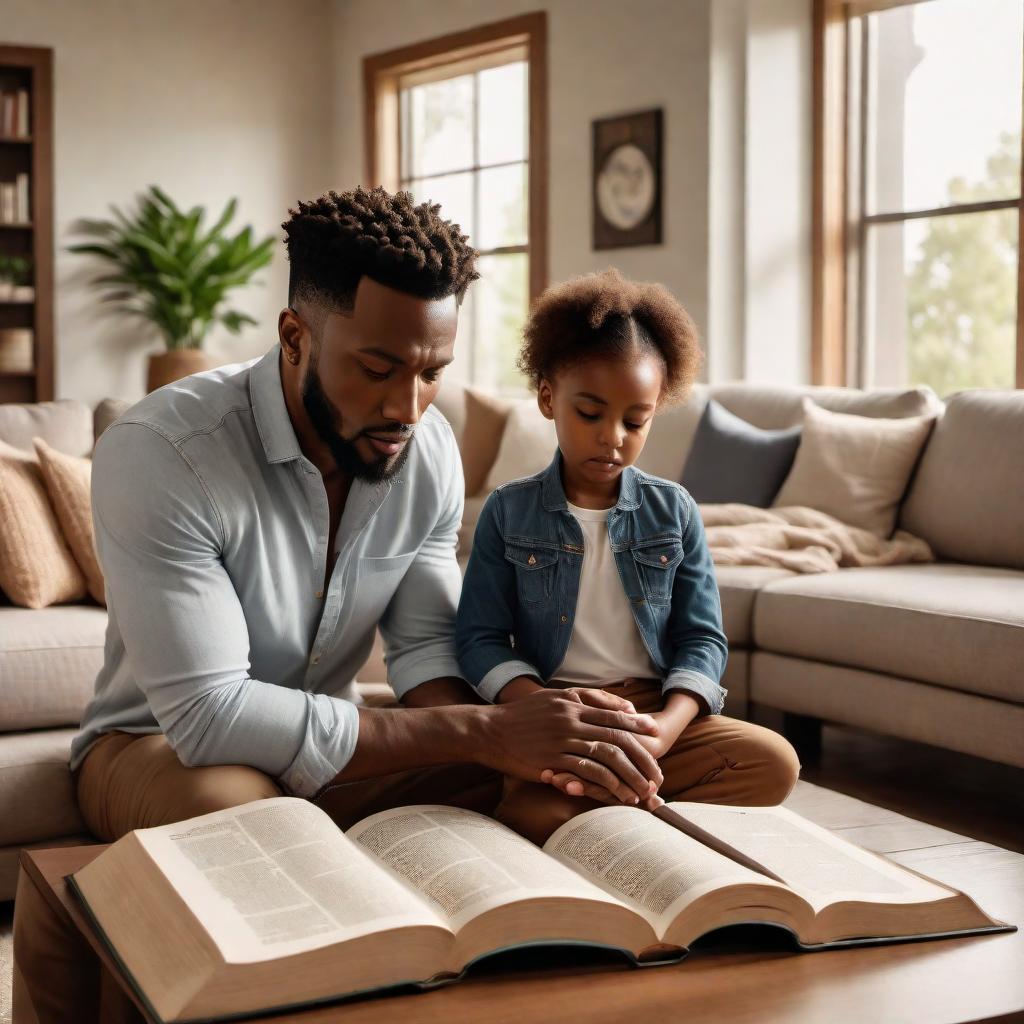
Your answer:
[699,504,934,574]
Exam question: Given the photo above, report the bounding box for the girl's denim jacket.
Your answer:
[455,452,729,715]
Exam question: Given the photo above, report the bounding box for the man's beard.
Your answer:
[301,364,413,483]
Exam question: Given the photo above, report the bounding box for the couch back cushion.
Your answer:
[0,399,93,457]
[636,383,941,483]
[899,390,1024,569]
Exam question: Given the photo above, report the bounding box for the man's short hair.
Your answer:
[282,186,479,315]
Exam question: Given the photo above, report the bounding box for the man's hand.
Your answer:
[478,685,664,805]
[541,690,701,807]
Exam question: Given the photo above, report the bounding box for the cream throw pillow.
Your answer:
[35,439,105,605]
[0,439,87,608]
[773,399,936,537]
[482,398,558,493]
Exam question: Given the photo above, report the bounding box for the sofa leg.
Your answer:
[782,712,822,767]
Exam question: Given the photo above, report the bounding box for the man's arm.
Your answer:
[378,425,480,705]
[92,423,360,798]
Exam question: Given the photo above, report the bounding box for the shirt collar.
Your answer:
[250,346,303,465]
[540,449,642,512]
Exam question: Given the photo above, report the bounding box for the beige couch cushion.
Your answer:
[483,398,557,491]
[899,390,1024,570]
[462,388,514,497]
[772,401,936,537]
[753,563,1024,703]
[0,728,86,846]
[93,397,133,444]
[634,382,940,485]
[0,606,106,730]
[0,398,93,457]
[35,439,105,604]
[0,439,88,608]
[713,565,794,646]
[751,652,1024,769]
[711,383,941,430]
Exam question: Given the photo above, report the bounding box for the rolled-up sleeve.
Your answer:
[377,426,467,699]
[91,423,359,797]
[664,493,729,716]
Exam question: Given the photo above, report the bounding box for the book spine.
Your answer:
[16,173,30,223]
[16,89,30,138]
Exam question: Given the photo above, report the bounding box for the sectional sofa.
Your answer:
[1,378,1021,900]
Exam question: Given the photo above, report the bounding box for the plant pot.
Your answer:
[146,349,213,393]
[0,328,33,372]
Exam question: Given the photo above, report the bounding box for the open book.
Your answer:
[69,796,1012,1024]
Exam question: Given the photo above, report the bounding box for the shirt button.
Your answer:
[560,614,568,623]
[315,590,323,599]
[311,655,320,665]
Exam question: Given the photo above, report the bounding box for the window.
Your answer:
[364,15,547,394]
[813,0,1024,393]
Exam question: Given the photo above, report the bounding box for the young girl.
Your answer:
[455,269,799,844]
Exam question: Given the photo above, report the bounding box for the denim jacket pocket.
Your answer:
[504,543,558,604]
[632,537,684,604]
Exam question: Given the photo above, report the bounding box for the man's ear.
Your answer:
[537,378,555,421]
[278,307,305,367]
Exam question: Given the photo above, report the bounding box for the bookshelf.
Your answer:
[0,45,53,403]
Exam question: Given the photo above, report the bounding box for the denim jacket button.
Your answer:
[528,554,537,566]
[660,555,668,564]
[560,614,568,623]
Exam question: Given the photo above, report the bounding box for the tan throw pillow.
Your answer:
[483,399,558,494]
[461,388,514,496]
[0,439,87,608]
[35,438,105,605]
[772,399,936,537]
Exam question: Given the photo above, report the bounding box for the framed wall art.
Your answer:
[592,107,662,250]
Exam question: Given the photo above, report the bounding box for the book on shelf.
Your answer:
[69,795,1012,1024]
[0,182,15,224]
[15,173,29,223]
[0,89,30,138]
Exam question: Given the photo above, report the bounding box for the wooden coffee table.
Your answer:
[18,782,1024,1024]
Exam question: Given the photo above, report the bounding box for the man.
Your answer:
[14,187,798,1022]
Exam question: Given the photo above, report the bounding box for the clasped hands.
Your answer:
[485,677,700,810]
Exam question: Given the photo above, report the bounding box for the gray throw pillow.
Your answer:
[681,399,802,507]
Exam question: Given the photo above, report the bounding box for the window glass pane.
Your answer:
[405,75,474,178]
[474,253,529,393]
[478,61,527,166]
[865,209,1017,395]
[866,0,1022,214]
[407,172,475,244]
[477,163,528,250]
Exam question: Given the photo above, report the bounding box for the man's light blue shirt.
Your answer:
[70,346,466,797]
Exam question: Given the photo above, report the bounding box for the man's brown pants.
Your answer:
[13,680,800,1023]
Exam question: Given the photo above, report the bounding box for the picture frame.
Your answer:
[592,107,663,250]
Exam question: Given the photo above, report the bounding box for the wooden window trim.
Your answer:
[363,12,548,304]
[812,0,1024,388]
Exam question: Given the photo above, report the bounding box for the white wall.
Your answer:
[331,0,713,374]
[4,0,335,407]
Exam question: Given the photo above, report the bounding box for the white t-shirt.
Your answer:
[553,501,660,686]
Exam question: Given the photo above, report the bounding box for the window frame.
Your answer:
[363,12,548,308]
[812,0,1024,389]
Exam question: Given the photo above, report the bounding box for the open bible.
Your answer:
[68,796,1012,1024]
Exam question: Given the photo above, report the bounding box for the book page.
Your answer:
[544,805,786,935]
[348,805,631,930]
[137,797,446,963]
[669,802,954,911]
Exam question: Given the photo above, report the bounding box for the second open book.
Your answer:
[70,795,1011,1024]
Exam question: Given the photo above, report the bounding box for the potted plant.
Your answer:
[69,185,275,391]
[0,254,33,302]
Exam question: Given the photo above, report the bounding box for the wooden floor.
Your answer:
[751,710,1024,854]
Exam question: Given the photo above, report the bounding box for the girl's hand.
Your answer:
[542,691,701,804]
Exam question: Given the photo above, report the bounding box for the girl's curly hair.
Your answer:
[282,186,479,311]
[518,268,702,405]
